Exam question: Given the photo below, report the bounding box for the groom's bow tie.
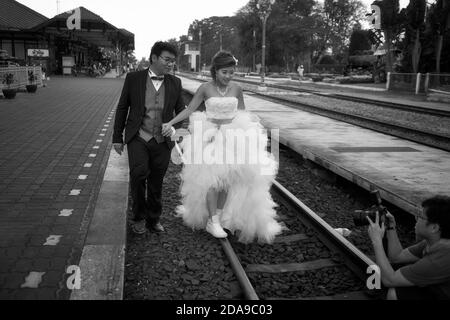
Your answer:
[151,76,164,81]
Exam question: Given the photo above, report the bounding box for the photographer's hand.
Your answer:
[367,211,386,245]
[385,211,396,230]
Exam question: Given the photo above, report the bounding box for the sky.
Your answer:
[17,0,410,60]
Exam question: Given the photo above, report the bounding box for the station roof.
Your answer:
[0,0,48,31]
[31,7,134,50]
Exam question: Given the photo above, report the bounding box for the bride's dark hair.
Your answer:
[210,51,236,80]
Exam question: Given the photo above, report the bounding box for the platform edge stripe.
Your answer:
[70,142,129,300]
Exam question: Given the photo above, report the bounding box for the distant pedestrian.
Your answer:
[41,65,47,87]
[297,64,304,79]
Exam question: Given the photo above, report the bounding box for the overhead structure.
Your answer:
[0,0,134,74]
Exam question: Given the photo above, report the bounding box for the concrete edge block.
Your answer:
[70,245,125,300]
[70,147,129,300]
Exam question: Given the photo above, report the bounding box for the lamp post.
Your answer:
[252,29,256,73]
[198,27,202,78]
[176,41,182,74]
[256,0,275,90]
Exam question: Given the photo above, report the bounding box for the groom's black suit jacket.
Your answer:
[113,68,186,149]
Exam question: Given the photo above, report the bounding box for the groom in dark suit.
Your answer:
[113,41,185,234]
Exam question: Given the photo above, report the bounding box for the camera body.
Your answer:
[353,190,387,227]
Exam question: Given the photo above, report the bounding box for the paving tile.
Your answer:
[3,273,28,289]
[0,77,122,299]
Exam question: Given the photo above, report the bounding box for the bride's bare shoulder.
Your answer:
[200,81,217,96]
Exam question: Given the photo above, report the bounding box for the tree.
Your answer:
[428,0,450,73]
[235,0,318,72]
[405,0,426,73]
[348,29,373,55]
[315,0,366,60]
[136,57,149,70]
[266,0,319,71]
[188,16,242,69]
[372,0,405,72]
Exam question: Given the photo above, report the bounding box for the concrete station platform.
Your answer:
[181,76,450,216]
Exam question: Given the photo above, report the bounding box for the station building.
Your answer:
[0,0,134,75]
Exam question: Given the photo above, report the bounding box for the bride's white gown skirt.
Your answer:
[175,110,284,243]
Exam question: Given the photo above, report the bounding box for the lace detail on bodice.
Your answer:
[205,97,238,120]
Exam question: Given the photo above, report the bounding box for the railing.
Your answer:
[425,73,450,93]
[0,66,43,90]
[387,72,450,95]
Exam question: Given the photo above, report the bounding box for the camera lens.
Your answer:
[353,210,370,227]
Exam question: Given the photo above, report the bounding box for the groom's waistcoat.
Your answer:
[139,76,165,143]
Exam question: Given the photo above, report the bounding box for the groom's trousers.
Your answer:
[127,135,170,225]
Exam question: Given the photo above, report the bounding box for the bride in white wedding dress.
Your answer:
[162,51,283,243]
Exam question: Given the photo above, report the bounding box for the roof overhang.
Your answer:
[31,7,134,50]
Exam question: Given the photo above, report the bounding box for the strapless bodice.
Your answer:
[205,97,238,120]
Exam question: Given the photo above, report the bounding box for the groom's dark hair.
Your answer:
[149,41,178,64]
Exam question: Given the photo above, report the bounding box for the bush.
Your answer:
[2,73,15,88]
[319,55,337,65]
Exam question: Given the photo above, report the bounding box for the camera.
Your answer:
[353,190,387,227]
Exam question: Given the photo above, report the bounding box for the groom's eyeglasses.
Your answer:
[159,56,176,65]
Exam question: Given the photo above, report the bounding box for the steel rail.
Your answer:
[220,238,259,300]
[271,180,376,282]
[179,71,450,118]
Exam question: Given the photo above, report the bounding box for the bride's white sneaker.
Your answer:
[206,215,227,238]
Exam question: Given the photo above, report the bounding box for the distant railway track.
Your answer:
[179,72,450,152]
[236,78,450,119]
[179,72,450,118]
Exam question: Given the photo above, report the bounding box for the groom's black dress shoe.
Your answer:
[131,220,147,235]
[148,222,165,233]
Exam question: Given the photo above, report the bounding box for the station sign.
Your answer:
[27,49,49,57]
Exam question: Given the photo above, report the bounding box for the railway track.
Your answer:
[232,77,450,119]
[179,72,450,118]
[219,180,378,300]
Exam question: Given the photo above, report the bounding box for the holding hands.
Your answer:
[162,123,175,137]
